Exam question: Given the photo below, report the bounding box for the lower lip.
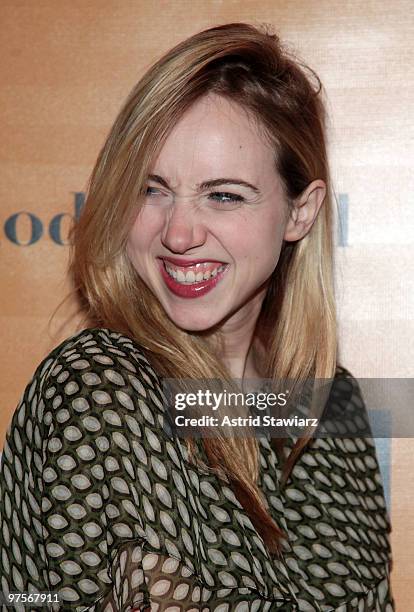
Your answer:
[158,260,229,298]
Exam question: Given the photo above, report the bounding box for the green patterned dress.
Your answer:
[0,328,395,611]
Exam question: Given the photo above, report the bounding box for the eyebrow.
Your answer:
[148,174,260,194]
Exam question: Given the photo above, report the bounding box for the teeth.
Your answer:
[165,263,227,285]
[165,266,176,279]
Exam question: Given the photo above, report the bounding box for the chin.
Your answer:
[165,309,222,333]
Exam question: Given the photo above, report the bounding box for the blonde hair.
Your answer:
[70,23,337,554]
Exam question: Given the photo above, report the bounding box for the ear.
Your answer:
[283,179,326,242]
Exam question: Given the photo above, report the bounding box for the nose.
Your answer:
[161,199,207,254]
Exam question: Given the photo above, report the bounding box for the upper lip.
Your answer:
[159,256,227,267]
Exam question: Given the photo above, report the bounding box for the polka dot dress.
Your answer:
[0,328,394,611]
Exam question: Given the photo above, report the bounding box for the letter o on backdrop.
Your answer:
[4,212,43,246]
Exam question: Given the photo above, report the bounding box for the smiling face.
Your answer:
[127,94,292,333]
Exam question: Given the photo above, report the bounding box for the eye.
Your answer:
[144,186,170,205]
[145,186,162,196]
[208,192,245,207]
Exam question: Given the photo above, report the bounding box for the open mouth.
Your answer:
[158,259,229,298]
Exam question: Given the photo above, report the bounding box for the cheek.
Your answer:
[236,212,287,263]
[127,208,162,254]
[126,227,145,264]
[241,220,285,282]
[126,223,151,273]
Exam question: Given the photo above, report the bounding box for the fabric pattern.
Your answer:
[0,328,394,611]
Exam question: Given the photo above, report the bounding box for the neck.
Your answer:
[208,287,268,380]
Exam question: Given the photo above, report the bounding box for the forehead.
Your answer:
[150,94,276,183]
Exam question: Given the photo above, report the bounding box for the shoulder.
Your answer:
[333,363,361,389]
[326,364,369,431]
[4,327,171,452]
[26,326,162,398]
[37,327,159,386]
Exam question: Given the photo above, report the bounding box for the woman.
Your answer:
[0,23,394,611]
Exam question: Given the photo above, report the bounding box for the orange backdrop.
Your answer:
[1,1,412,606]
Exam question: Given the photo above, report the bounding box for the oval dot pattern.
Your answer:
[0,328,394,611]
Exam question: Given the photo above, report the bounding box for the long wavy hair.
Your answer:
[70,22,337,555]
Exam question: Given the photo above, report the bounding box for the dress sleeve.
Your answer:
[0,334,121,609]
[0,330,202,611]
[321,366,395,609]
